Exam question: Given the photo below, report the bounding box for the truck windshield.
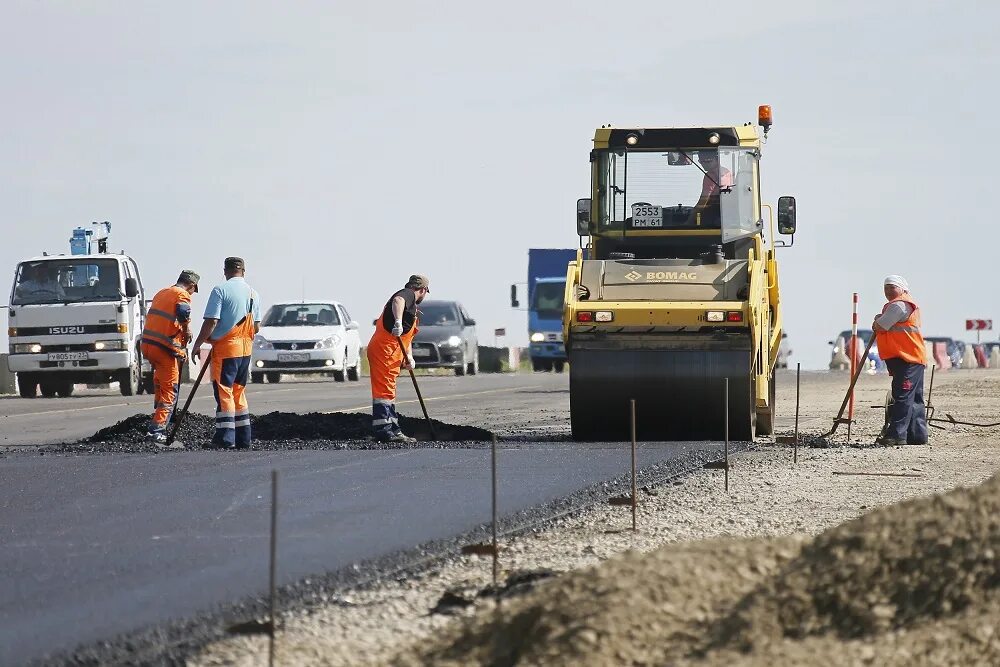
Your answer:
[262,303,341,326]
[595,146,759,240]
[532,282,565,319]
[11,259,121,305]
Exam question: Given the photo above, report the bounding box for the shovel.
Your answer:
[823,336,876,437]
[397,336,437,440]
[166,349,212,447]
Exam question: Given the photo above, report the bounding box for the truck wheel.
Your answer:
[141,375,155,394]
[118,356,140,396]
[40,381,58,398]
[17,375,38,398]
[265,372,281,384]
[553,361,565,373]
[251,372,264,384]
[56,381,75,398]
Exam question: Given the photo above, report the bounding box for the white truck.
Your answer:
[6,223,147,398]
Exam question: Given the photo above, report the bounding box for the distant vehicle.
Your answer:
[251,301,362,384]
[829,329,882,371]
[924,336,963,368]
[7,223,146,398]
[776,332,792,368]
[511,248,576,373]
[411,300,479,376]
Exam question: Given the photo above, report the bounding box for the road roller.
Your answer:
[564,106,797,441]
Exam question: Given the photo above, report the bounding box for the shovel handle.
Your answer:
[166,349,212,447]
[397,336,436,439]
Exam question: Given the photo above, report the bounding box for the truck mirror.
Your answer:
[510,284,519,308]
[576,198,591,236]
[124,278,139,298]
[777,196,797,234]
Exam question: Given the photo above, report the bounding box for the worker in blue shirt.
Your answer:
[192,257,261,448]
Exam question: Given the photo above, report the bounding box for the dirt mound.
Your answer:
[395,474,1000,666]
[79,411,492,452]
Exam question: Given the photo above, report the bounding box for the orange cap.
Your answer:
[758,105,773,128]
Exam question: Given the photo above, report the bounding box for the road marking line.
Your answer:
[2,402,133,419]
[323,385,537,414]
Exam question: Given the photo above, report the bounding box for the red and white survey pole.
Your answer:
[848,292,859,441]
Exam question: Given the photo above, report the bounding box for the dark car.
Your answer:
[829,329,883,371]
[411,300,479,376]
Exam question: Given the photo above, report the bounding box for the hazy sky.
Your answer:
[3,1,997,369]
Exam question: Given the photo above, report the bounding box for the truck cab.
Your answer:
[7,252,146,397]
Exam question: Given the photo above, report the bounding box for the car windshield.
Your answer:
[418,302,459,326]
[532,282,564,319]
[12,259,121,305]
[262,303,340,326]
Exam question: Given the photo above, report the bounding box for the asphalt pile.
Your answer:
[395,473,1000,666]
[67,411,492,453]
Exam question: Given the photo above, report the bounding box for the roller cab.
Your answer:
[565,111,797,440]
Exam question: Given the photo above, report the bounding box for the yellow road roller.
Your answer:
[564,106,797,440]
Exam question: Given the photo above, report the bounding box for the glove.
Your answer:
[391,320,404,337]
[405,355,415,370]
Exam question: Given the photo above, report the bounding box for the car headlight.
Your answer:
[254,335,273,350]
[94,339,127,351]
[530,332,545,343]
[315,335,341,350]
[443,335,462,347]
[12,343,42,354]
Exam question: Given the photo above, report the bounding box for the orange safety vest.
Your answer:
[875,294,925,364]
[141,285,191,357]
[211,297,256,359]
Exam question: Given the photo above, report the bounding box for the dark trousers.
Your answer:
[884,358,928,444]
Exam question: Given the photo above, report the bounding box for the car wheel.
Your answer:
[333,369,346,382]
[251,372,264,384]
[467,350,478,375]
[347,352,361,381]
[118,354,140,396]
[142,375,155,394]
[455,354,467,377]
[17,374,38,398]
[265,372,281,384]
[56,381,75,398]
[40,381,58,398]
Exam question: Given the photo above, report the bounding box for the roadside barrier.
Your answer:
[974,344,989,368]
[961,345,977,369]
[924,341,935,368]
[933,342,952,370]
[991,346,1000,369]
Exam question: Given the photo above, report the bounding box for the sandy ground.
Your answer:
[191,369,1000,666]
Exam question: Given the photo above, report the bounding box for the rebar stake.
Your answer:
[269,470,278,667]
[724,378,730,493]
[491,434,498,589]
[630,399,637,532]
[794,363,801,464]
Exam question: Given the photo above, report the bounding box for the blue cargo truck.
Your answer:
[511,248,576,372]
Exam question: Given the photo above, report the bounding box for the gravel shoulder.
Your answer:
[192,369,1000,666]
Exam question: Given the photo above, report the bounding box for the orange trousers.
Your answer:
[142,343,181,433]
[367,324,416,401]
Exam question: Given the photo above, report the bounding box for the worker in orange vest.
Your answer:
[368,275,430,442]
[140,270,200,444]
[873,274,928,445]
[191,257,261,449]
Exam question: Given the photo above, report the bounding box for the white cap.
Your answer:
[884,275,909,291]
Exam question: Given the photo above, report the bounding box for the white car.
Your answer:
[250,301,362,383]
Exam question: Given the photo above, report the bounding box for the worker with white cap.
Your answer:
[872,274,927,445]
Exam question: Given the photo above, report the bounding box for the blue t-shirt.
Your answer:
[203,277,261,340]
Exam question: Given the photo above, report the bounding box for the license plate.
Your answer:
[631,204,662,228]
[47,352,89,361]
[412,348,431,358]
[277,353,309,362]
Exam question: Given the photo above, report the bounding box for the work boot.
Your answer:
[874,434,906,446]
[146,431,168,446]
[376,432,417,443]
